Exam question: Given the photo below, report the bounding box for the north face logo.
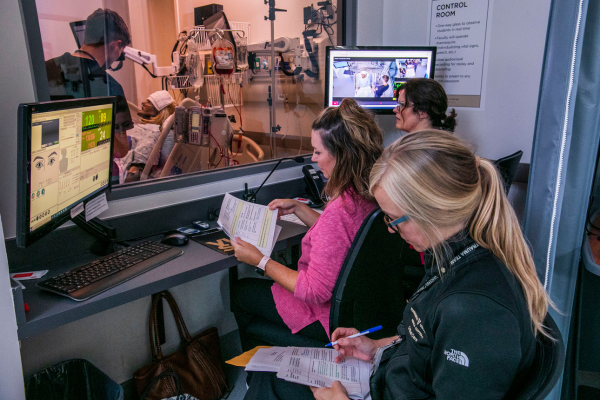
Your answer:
[444,349,469,367]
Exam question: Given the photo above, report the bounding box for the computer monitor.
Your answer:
[70,20,86,49]
[325,46,437,114]
[17,97,116,247]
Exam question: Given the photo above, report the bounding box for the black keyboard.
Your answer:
[37,241,184,301]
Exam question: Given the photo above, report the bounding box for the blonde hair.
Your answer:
[140,103,176,129]
[369,130,550,338]
[312,98,383,201]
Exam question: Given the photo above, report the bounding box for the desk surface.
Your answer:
[14,220,307,339]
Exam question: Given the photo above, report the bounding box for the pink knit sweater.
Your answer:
[271,191,377,338]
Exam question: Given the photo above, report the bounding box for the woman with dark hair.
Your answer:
[395,78,457,133]
[231,98,384,351]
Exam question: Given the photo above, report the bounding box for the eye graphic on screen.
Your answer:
[48,151,57,166]
[33,156,44,170]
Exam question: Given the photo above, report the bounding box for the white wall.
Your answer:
[357,0,552,162]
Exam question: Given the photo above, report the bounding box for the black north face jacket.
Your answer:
[370,233,537,400]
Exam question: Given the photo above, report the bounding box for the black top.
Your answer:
[371,232,537,400]
[45,52,126,101]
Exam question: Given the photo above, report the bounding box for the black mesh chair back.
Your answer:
[512,313,565,400]
[493,150,523,194]
[329,208,421,339]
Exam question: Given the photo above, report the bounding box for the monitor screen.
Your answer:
[70,20,86,49]
[325,46,437,113]
[17,97,116,247]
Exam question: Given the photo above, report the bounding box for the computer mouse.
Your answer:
[161,233,189,246]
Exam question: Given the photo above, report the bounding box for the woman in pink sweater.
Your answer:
[231,98,384,350]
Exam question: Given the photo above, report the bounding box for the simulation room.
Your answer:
[1,0,600,399]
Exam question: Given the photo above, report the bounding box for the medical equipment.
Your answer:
[235,36,249,71]
[212,36,235,75]
[247,36,318,79]
[140,102,241,181]
[188,106,201,144]
[123,46,177,77]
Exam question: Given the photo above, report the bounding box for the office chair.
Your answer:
[493,150,523,194]
[329,208,422,340]
[512,313,565,400]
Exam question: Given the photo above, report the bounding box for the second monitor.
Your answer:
[325,46,437,113]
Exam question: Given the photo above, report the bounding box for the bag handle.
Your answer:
[149,291,193,360]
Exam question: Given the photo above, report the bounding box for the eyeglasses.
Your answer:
[396,100,412,108]
[384,214,409,231]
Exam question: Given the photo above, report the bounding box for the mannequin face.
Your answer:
[138,99,159,119]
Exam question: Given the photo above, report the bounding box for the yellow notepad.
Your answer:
[225,346,272,367]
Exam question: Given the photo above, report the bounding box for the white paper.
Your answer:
[10,270,49,280]
[270,225,282,254]
[85,192,109,221]
[218,193,279,256]
[280,208,324,226]
[276,347,371,400]
[70,202,84,219]
[428,0,491,108]
[245,347,288,372]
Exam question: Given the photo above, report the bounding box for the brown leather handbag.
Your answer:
[134,290,228,400]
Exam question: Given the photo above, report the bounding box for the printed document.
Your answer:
[244,346,371,400]
[218,193,279,256]
[245,347,288,372]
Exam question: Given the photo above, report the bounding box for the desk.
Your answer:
[12,220,308,340]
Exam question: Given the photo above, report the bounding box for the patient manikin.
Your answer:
[355,71,373,97]
[116,91,176,183]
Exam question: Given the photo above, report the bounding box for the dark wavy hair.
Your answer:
[311,98,383,201]
[397,78,457,132]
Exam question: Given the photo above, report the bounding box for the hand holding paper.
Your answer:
[230,236,265,266]
[218,193,280,257]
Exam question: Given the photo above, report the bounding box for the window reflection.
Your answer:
[35,0,337,186]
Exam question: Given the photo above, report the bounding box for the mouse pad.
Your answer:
[190,228,235,255]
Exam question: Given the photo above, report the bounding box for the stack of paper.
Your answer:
[242,347,371,400]
[218,193,281,256]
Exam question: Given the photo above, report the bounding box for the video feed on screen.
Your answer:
[325,47,436,112]
[331,59,429,99]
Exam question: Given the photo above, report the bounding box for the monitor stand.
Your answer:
[72,214,117,256]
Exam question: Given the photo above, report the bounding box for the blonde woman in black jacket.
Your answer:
[243,131,551,400]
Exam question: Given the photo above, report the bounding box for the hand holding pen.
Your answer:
[328,326,383,363]
[326,325,382,347]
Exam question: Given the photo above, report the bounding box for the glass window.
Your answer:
[33,0,339,187]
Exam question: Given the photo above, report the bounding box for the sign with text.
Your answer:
[429,0,491,108]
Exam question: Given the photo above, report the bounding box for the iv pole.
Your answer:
[265,0,286,158]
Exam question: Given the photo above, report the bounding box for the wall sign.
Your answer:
[429,0,491,108]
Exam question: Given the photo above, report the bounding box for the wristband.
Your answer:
[256,255,270,276]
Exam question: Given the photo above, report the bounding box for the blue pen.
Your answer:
[325,325,383,347]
